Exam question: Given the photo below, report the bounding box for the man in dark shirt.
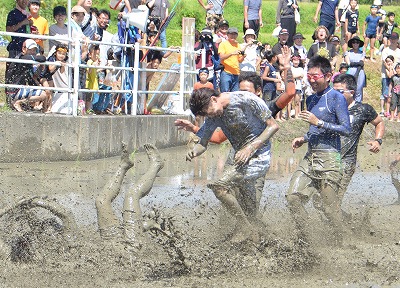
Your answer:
[272,28,289,69]
[286,55,351,246]
[332,74,384,218]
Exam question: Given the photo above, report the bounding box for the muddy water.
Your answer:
[0,141,400,287]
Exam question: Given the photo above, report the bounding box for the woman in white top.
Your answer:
[240,29,261,72]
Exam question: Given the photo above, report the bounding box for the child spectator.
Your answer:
[28,0,49,50]
[290,33,307,67]
[332,62,349,82]
[6,39,49,112]
[86,44,100,114]
[382,55,395,117]
[49,6,68,51]
[388,63,400,121]
[291,53,304,119]
[382,12,398,49]
[363,5,382,62]
[343,0,359,52]
[146,50,163,91]
[261,50,279,103]
[194,67,214,90]
[49,44,70,113]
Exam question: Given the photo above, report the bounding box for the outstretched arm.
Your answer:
[367,115,384,153]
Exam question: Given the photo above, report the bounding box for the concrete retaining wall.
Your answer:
[0,113,190,163]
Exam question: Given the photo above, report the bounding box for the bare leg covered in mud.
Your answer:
[123,144,164,248]
[390,155,400,204]
[95,142,135,240]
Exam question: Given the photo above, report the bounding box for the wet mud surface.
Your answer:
[0,140,400,287]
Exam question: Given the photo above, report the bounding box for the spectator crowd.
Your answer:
[3,0,400,121]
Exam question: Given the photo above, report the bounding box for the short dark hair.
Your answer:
[89,44,100,53]
[97,9,111,19]
[333,74,357,91]
[189,88,220,116]
[53,6,67,17]
[150,50,163,63]
[264,50,276,62]
[388,12,395,17]
[308,55,332,75]
[239,71,262,92]
[339,62,349,70]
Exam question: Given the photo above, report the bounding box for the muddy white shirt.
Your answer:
[199,91,273,154]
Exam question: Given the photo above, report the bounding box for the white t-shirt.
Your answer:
[240,43,258,72]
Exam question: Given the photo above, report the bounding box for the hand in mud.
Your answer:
[174,119,198,133]
[292,137,305,152]
[234,144,254,166]
[299,110,318,126]
[367,140,381,154]
[186,143,206,161]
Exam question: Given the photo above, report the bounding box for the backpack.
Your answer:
[110,0,125,10]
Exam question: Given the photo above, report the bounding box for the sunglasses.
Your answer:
[335,88,352,94]
[307,73,326,81]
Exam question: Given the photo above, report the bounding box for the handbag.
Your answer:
[294,9,300,24]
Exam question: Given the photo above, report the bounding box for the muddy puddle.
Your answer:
[0,140,399,287]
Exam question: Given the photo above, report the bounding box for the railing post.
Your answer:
[179,47,185,111]
[72,38,80,117]
[132,41,140,115]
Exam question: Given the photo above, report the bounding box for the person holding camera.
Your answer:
[218,27,245,92]
[195,28,219,87]
[240,29,261,72]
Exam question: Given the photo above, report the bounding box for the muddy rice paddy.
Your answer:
[0,136,399,287]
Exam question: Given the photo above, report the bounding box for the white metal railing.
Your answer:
[0,30,198,116]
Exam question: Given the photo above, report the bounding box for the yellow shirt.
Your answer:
[86,59,99,90]
[32,15,49,48]
[218,40,242,75]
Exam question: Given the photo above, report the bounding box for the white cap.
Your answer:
[243,28,257,39]
[25,39,38,50]
[373,0,382,6]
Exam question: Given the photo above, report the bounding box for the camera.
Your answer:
[200,34,213,42]
[238,50,245,55]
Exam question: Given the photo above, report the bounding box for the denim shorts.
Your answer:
[381,78,390,100]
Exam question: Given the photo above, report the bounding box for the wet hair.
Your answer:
[387,12,395,17]
[189,88,220,116]
[264,50,276,62]
[97,9,111,19]
[339,62,349,71]
[239,71,262,92]
[150,50,163,63]
[333,74,357,92]
[308,55,332,75]
[385,55,395,62]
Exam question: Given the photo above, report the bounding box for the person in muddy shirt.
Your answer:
[186,88,279,243]
[286,55,351,246]
[332,74,384,219]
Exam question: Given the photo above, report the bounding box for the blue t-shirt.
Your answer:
[6,8,28,52]
[320,0,339,20]
[365,15,381,35]
[304,87,350,152]
[244,0,261,21]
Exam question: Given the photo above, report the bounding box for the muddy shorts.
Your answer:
[337,157,356,199]
[286,150,343,199]
[207,149,271,216]
[206,13,224,32]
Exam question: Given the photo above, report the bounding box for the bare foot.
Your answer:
[144,144,164,172]
[12,101,23,112]
[121,142,135,170]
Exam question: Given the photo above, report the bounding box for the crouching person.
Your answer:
[5,39,49,112]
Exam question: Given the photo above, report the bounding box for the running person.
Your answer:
[332,74,384,219]
[286,55,351,246]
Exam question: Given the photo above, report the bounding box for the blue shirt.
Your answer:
[262,63,277,92]
[304,87,350,152]
[244,0,261,21]
[320,0,339,20]
[365,15,381,35]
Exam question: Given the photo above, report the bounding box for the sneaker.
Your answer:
[379,111,385,116]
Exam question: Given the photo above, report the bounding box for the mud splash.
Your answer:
[0,141,399,287]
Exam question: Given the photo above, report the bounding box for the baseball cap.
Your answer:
[25,39,38,50]
[199,67,209,74]
[71,5,86,14]
[331,35,340,42]
[219,20,229,27]
[371,5,379,8]
[293,33,305,40]
[390,32,399,39]
[227,27,238,34]
[279,29,289,35]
